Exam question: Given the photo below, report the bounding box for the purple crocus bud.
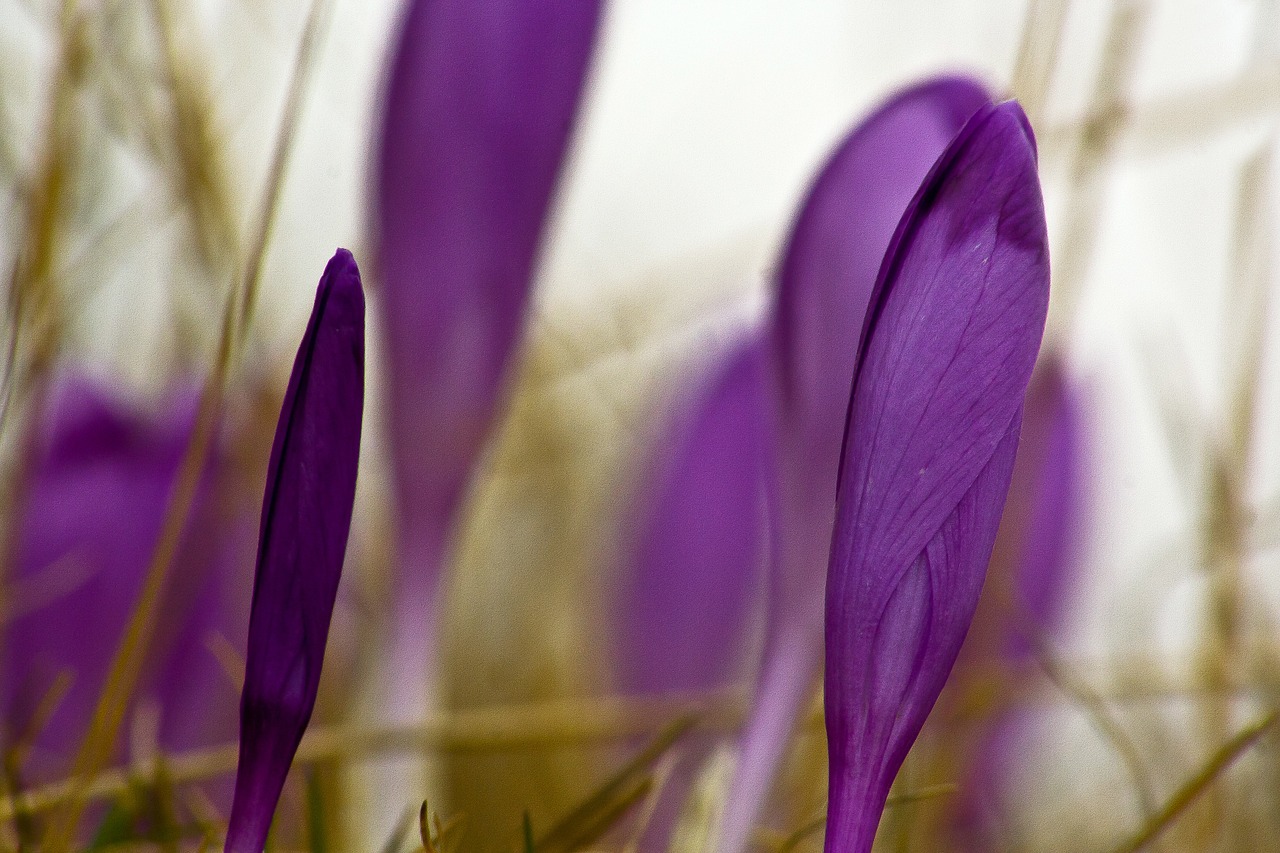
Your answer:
[617,338,769,695]
[823,102,1049,853]
[376,0,604,634]
[720,76,990,853]
[225,250,364,853]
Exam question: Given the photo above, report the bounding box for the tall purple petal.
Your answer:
[719,76,990,853]
[823,102,1049,853]
[617,338,769,695]
[376,0,604,620]
[225,250,365,853]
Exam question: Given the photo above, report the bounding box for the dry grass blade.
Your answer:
[38,0,333,845]
[0,0,85,439]
[1183,141,1280,853]
[1226,143,1276,450]
[236,0,332,338]
[1109,709,1280,853]
[420,800,465,853]
[306,769,329,853]
[543,776,654,853]
[619,753,678,853]
[1023,620,1162,837]
[1037,52,1280,166]
[1049,0,1149,330]
[420,801,433,853]
[6,670,73,772]
[145,757,181,853]
[1197,146,1278,682]
[147,0,240,275]
[0,259,24,440]
[531,716,696,853]
[770,814,827,853]
[1,694,726,822]
[22,664,1280,832]
[1009,0,1072,125]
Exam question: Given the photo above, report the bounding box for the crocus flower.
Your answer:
[823,101,1049,852]
[616,336,770,695]
[719,76,990,853]
[2,376,246,787]
[375,0,605,685]
[224,249,364,853]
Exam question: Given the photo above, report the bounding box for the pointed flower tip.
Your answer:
[859,97,1049,380]
[225,252,365,853]
[824,96,1049,853]
[996,98,1039,156]
[318,247,366,329]
[772,74,992,431]
[325,246,357,283]
[768,72,998,565]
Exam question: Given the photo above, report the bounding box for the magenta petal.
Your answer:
[823,101,1049,853]
[618,339,769,695]
[225,250,365,853]
[376,0,604,603]
[719,76,990,853]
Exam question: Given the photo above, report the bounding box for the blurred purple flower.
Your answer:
[946,357,1085,847]
[609,337,771,853]
[225,250,364,853]
[822,101,1048,853]
[375,0,604,666]
[1,377,245,785]
[719,76,990,853]
[999,358,1084,660]
[616,337,770,696]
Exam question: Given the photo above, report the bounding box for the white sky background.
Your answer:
[4,0,1280,840]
